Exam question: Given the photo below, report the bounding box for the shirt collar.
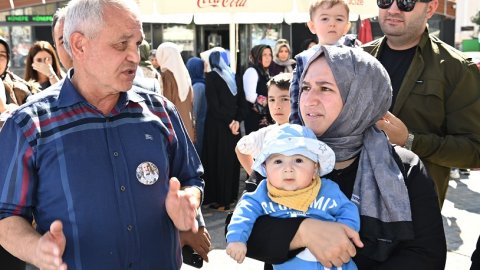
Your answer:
[57,69,145,109]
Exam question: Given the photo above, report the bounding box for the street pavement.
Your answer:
[182,170,480,270]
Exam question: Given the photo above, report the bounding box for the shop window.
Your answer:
[162,24,195,62]
[251,24,281,48]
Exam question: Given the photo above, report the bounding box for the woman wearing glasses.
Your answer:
[24,40,63,91]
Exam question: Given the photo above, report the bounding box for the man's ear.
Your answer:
[70,32,86,59]
[343,21,352,35]
[426,0,439,19]
[307,20,316,35]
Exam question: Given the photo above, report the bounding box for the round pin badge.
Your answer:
[136,161,159,185]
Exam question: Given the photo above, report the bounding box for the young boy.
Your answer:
[226,124,360,269]
[236,72,292,187]
[290,0,357,124]
[307,0,353,46]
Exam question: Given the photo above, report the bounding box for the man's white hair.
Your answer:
[63,0,141,57]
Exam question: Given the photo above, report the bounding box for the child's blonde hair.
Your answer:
[309,0,350,19]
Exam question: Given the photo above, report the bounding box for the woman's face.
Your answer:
[0,43,8,75]
[300,56,343,136]
[33,50,53,66]
[260,48,272,68]
[277,46,290,62]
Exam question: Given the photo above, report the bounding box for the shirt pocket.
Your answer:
[402,80,445,131]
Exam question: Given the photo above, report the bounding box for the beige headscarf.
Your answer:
[155,42,191,102]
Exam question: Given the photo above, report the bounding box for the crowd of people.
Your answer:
[0,0,479,269]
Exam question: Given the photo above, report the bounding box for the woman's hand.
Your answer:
[32,61,56,78]
[229,120,240,135]
[293,219,363,268]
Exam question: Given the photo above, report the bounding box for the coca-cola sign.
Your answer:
[197,0,247,8]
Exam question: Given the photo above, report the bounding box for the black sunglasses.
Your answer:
[377,0,431,12]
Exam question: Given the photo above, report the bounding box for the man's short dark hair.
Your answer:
[52,7,67,41]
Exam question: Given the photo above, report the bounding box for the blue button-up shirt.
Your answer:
[0,73,204,270]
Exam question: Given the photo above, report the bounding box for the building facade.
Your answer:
[0,0,459,77]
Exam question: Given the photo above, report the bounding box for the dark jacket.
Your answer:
[363,29,480,204]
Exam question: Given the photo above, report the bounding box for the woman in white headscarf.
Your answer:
[156,42,195,141]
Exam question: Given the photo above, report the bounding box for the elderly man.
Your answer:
[0,1,203,269]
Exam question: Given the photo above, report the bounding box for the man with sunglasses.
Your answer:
[364,0,480,208]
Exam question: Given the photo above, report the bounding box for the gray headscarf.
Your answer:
[273,39,296,73]
[298,45,414,261]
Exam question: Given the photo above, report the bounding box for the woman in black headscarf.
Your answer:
[242,44,273,135]
[1,37,36,129]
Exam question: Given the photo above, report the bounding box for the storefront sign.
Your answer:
[197,0,247,8]
[6,15,53,23]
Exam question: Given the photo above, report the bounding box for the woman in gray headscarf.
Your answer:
[243,46,446,270]
[269,39,296,76]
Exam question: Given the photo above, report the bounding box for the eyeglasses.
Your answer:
[377,0,431,12]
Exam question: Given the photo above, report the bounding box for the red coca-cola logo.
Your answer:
[197,0,247,8]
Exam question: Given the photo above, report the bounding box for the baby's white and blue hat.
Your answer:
[252,124,336,177]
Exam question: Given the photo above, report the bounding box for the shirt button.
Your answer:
[127,225,133,231]
[120,186,126,192]
[113,152,119,157]
[128,263,133,268]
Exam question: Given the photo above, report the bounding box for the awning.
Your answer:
[137,0,379,25]
[0,0,63,11]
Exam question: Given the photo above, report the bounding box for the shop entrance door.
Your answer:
[202,26,229,51]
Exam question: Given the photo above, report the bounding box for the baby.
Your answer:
[226,123,360,269]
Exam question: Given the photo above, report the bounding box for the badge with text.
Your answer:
[136,161,159,185]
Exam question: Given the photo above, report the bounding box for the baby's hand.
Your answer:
[226,242,247,263]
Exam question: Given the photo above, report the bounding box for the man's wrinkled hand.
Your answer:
[376,111,409,146]
[166,177,199,232]
[34,220,67,270]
